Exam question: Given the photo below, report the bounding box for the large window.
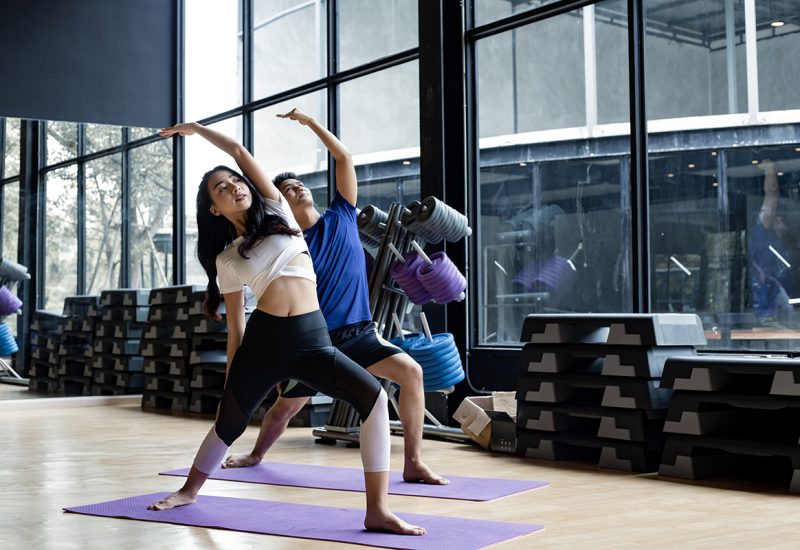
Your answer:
[646,0,800,350]
[474,1,631,345]
[2,182,19,264]
[253,0,327,99]
[338,0,418,70]
[185,0,243,120]
[85,155,122,295]
[130,141,174,288]
[44,166,78,310]
[46,121,78,165]
[185,118,243,286]
[3,118,20,177]
[85,124,122,155]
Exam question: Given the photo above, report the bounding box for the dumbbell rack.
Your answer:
[516,314,706,472]
[658,355,800,492]
[312,202,470,445]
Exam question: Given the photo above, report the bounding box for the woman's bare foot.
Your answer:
[403,459,449,485]
[364,509,425,535]
[222,453,262,469]
[147,490,197,511]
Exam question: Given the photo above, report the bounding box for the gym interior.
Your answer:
[2,0,799,548]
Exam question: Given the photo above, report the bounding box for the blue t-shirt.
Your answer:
[305,193,372,331]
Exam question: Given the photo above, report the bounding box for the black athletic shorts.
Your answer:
[278,320,404,398]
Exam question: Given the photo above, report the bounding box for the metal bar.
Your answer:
[466,0,597,42]
[173,0,186,284]
[725,0,739,114]
[120,128,131,287]
[744,0,759,121]
[326,0,337,206]
[584,4,598,130]
[242,0,253,150]
[627,0,650,312]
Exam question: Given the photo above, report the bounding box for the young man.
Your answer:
[223,108,447,485]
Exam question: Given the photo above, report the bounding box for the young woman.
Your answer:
[148,121,424,536]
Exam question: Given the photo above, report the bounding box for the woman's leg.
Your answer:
[150,314,284,510]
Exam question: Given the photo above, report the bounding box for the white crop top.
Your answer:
[216,194,316,299]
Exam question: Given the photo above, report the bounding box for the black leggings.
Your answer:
[215,309,382,446]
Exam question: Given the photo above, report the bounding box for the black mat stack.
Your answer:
[28,311,66,393]
[140,286,202,412]
[516,314,706,472]
[659,355,800,492]
[91,289,150,395]
[58,295,99,396]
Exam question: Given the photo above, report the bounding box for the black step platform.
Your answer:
[521,314,706,347]
[660,355,800,396]
[142,391,190,412]
[100,289,151,307]
[148,285,205,306]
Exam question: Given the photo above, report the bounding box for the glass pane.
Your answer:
[477,13,585,138]
[757,0,800,112]
[46,121,78,165]
[646,0,747,120]
[184,118,243,285]
[253,0,326,99]
[185,0,243,120]
[44,166,78,310]
[2,182,19,263]
[3,118,21,178]
[85,123,122,154]
[131,127,160,141]
[253,92,327,178]
[475,0,560,28]
[338,0,417,70]
[130,141,174,288]
[339,62,419,157]
[85,154,122,295]
[475,1,631,346]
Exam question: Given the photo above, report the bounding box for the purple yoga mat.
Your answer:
[64,493,544,549]
[160,462,549,501]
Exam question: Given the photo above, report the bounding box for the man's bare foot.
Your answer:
[364,509,425,535]
[403,460,449,485]
[222,453,262,469]
[147,490,196,511]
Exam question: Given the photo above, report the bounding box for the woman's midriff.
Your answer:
[256,253,319,316]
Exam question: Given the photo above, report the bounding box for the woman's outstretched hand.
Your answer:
[276,108,313,126]
[159,122,201,138]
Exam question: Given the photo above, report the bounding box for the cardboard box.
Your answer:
[453,392,517,451]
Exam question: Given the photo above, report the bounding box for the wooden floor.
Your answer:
[1,396,798,549]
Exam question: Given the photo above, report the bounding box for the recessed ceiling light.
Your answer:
[688,163,696,168]
[712,181,719,187]
[778,172,785,176]
[711,151,717,156]
[752,160,759,164]
[519,162,527,167]
[795,147,800,152]
[667,173,674,178]
[771,21,785,27]
[402,160,411,165]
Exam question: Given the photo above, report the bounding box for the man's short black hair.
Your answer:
[273,172,298,190]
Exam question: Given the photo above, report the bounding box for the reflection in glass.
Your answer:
[3,118,21,177]
[131,127,160,141]
[338,0,417,70]
[85,155,122,295]
[130,141,174,288]
[474,0,560,28]
[185,0,242,121]
[757,0,800,112]
[645,0,747,119]
[46,121,78,166]
[45,167,78,310]
[475,2,631,345]
[253,0,326,99]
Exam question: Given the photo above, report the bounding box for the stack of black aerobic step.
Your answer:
[516,314,706,472]
[91,289,150,395]
[659,355,800,492]
[140,285,203,413]
[187,294,229,415]
[57,295,99,396]
[28,311,66,394]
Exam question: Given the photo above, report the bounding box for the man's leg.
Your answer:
[367,354,448,485]
[222,395,309,468]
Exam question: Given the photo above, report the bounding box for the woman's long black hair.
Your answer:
[196,165,300,318]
